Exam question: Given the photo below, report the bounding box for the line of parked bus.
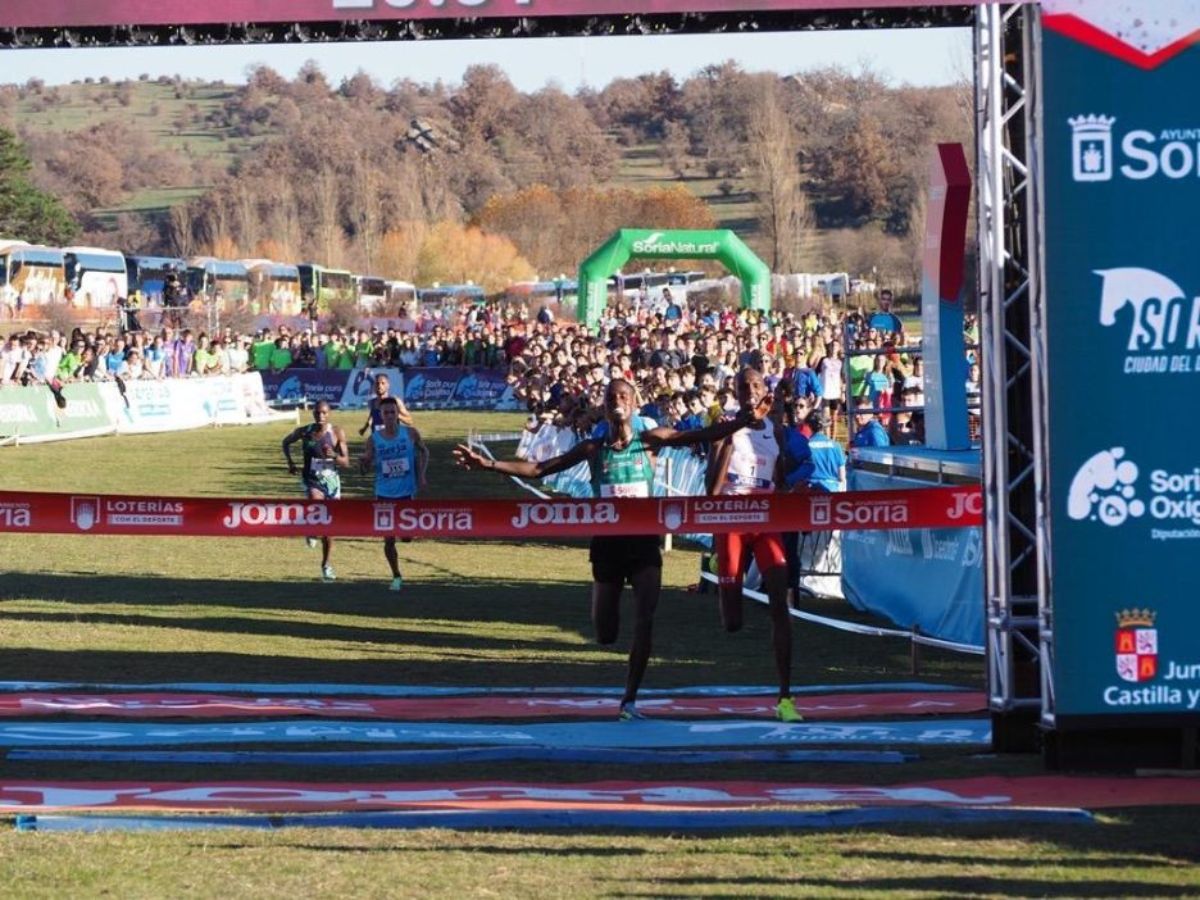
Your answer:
[0,239,425,319]
[2,238,714,331]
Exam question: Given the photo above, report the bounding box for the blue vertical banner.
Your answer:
[1042,10,1200,720]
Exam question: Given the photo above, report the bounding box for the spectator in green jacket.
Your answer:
[269,337,293,372]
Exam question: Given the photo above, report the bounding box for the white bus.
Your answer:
[63,246,128,307]
[354,274,388,312]
[243,260,301,315]
[0,241,66,312]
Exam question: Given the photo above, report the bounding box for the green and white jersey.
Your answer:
[591,422,655,499]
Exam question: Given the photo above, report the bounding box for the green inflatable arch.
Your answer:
[578,228,771,329]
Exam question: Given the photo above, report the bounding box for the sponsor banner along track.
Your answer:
[1,776,1195,814]
[0,485,982,538]
[0,681,969,696]
[0,718,991,748]
[15,807,1097,833]
[0,691,986,721]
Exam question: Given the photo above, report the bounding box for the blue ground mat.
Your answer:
[0,718,990,748]
[7,747,913,765]
[15,806,1092,833]
[0,681,969,697]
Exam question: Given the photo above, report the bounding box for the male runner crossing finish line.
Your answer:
[708,367,803,722]
[454,378,771,721]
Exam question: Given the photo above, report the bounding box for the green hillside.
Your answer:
[10,79,779,237]
[4,73,940,284]
[6,79,259,221]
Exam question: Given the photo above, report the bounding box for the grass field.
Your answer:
[11,81,249,162]
[0,410,1198,897]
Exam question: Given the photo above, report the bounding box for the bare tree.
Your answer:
[354,146,383,273]
[747,79,812,272]
[312,164,341,266]
[234,185,259,257]
[168,204,195,257]
[262,174,302,261]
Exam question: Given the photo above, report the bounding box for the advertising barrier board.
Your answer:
[402,367,517,410]
[0,375,290,444]
[0,383,115,444]
[99,374,294,434]
[259,367,405,409]
[1042,18,1200,722]
[259,367,518,410]
[842,468,983,647]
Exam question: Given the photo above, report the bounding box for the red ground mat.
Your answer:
[0,692,985,720]
[1,776,1197,813]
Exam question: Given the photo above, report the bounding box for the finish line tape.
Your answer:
[0,485,981,538]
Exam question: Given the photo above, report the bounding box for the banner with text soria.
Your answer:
[0,486,980,539]
[1042,20,1200,721]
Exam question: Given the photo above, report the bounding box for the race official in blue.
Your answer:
[785,411,846,493]
[851,401,891,449]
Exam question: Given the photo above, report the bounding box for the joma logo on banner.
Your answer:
[1071,114,1200,182]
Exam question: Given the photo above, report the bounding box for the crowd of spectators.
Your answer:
[501,296,975,452]
[0,292,981,451]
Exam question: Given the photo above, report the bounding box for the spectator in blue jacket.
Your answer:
[851,397,891,448]
[785,410,845,493]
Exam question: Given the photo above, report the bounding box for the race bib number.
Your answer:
[309,458,334,474]
[382,457,410,478]
[600,482,649,498]
[727,470,772,490]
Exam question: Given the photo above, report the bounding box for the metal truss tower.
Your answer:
[975,3,1051,748]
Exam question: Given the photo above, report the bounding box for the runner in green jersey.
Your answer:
[454,378,770,719]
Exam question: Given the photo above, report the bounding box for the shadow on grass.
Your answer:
[0,571,591,620]
[205,841,654,857]
[0,564,982,690]
[853,849,1191,868]
[0,609,587,655]
[0,645,620,686]
[736,877,1194,898]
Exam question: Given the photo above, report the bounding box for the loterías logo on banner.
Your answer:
[1070,114,1200,183]
[1093,268,1200,375]
[70,496,185,531]
[1068,447,1200,540]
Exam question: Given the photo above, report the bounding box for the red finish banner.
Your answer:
[0,486,982,539]
[0,1,980,30]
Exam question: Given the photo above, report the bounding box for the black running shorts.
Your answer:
[589,535,663,585]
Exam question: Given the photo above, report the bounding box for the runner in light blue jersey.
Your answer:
[360,397,428,591]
